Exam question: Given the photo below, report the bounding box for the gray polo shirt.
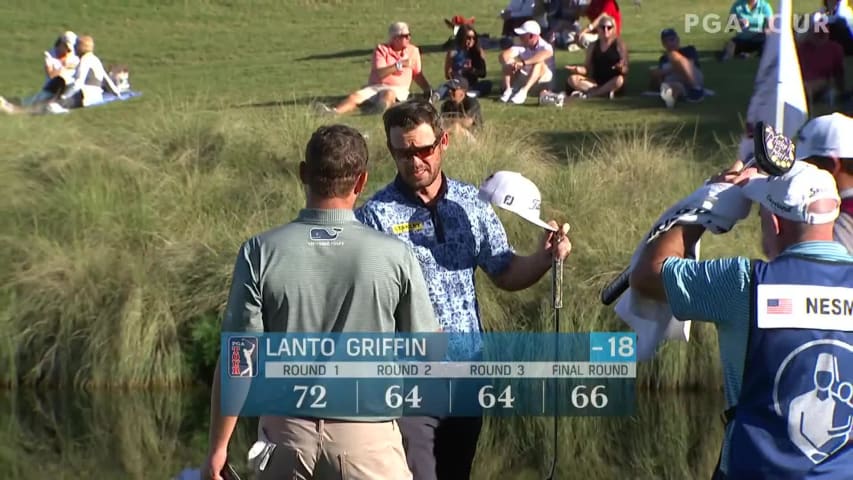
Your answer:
[222,208,438,334]
[221,208,439,421]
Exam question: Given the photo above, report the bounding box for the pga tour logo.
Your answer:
[684,13,829,34]
[229,336,258,378]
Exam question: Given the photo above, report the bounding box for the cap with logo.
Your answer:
[447,76,469,90]
[740,161,840,224]
[795,112,853,161]
[514,20,542,36]
[478,171,557,231]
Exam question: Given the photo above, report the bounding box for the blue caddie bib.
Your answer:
[724,255,853,479]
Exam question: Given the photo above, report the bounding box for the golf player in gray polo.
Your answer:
[202,124,440,480]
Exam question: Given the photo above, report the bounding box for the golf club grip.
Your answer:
[553,258,563,309]
[600,266,630,306]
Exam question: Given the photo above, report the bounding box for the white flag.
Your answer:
[738,0,809,161]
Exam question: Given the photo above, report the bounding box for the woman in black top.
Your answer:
[564,15,629,98]
[435,25,492,100]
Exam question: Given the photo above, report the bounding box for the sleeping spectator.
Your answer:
[318,22,432,115]
[433,25,491,100]
[440,77,483,139]
[498,20,558,105]
[719,0,774,61]
[798,13,845,106]
[565,15,628,99]
[822,0,853,55]
[649,28,705,107]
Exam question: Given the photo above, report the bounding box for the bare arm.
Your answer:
[490,250,553,292]
[444,50,454,80]
[413,72,432,92]
[629,225,705,301]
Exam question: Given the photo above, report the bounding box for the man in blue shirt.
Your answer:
[649,28,705,107]
[630,159,853,478]
[720,0,774,61]
[356,99,572,480]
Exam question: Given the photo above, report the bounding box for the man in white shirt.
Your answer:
[498,20,558,105]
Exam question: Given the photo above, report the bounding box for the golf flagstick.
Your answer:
[545,255,563,480]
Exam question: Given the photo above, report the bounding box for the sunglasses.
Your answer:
[397,33,411,39]
[390,136,442,160]
[600,24,614,30]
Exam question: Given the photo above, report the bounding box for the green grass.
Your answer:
[0,1,850,477]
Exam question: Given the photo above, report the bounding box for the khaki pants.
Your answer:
[256,416,411,480]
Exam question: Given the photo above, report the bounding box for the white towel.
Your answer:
[615,181,752,361]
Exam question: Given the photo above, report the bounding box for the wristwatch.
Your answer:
[395,60,403,71]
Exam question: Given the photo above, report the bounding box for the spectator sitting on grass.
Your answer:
[440,77,482,139]
[432,25,491,101]
[719,0,773,61]
[59,35,123,110]
[500,0,538,39]
[565,15,628,99]
[798,13,845,107]
[498,20,558,104]
[319,22,432,115]
[649,28,705,108]
[577,0,622,46]
[44,31,79,84]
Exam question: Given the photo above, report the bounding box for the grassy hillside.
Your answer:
[0,0,846,387]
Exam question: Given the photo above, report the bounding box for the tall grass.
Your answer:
[0,101,763,389]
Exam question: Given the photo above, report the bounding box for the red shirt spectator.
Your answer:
[798,37,844,82]
[586,0,622,35]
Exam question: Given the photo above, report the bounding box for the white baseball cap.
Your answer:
[514,20,541,36]
[740,161,840,224]
[478,171,557,231]
[795,112,853,161]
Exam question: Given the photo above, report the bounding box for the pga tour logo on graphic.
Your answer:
[774,341,853,464]
[228,337,258,378]
[309,227,342,241]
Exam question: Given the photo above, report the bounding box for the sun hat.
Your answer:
[478,171,557,231]
[740,161,840,224]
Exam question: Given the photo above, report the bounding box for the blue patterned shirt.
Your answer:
[661,240,853,472]
[355,174,515,336]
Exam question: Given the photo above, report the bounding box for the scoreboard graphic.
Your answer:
[220,332,636,417]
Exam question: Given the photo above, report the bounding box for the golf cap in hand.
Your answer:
[478,171,558,231]
[795,112,853,161]
[740,162,840,224]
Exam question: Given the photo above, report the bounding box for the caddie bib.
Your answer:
[725,255,853,479]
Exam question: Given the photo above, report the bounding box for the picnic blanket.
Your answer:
[87,90,142,107]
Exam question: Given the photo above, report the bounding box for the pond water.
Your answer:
[0,388,725,479]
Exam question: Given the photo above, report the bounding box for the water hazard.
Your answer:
[0,388,724,479]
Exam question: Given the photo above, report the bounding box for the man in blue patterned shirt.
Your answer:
[630,159,853,479]
[355,99,572,480]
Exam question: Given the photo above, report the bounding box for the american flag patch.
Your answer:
[766,298,793,314]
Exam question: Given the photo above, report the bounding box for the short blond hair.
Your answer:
[76,35,94,55]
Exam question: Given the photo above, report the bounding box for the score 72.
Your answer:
[294,385,327,408]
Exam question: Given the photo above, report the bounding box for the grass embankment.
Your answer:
[1,100,762,389]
